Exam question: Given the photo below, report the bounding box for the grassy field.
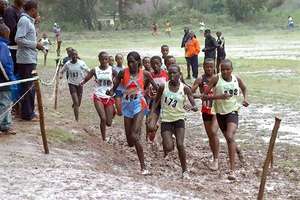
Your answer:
[37,28,300,109]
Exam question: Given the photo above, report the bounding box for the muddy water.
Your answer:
[106,42,300,60]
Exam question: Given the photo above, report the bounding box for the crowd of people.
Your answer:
[0,0,249,180]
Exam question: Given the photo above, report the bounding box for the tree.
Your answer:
[152,0,160,10]
[226,0,266,21]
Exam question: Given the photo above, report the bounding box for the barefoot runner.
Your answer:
[148,64,198,179]
[60,49,89,121]
[205,59,249,179]
[192,58,219,170]
[81,51,116,142]
[107,51,158,175]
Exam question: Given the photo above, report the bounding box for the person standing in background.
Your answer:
[181,27,191,79]
[15,0,44,121]
[216,31,226,74]
[202,29,218,73]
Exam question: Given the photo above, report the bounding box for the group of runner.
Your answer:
[59,43,248,180]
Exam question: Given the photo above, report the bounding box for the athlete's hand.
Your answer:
[36,42,44,50]
[221,93,232,100]
[191,106,198,112]
[147,115,157,132]
[106,89,114,96]
[242,99,249,107]
[79,80,85,86]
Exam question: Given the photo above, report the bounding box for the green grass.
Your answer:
[47,128,75,144]
[37,28,300,109]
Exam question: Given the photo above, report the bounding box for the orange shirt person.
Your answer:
[185,31,200,79]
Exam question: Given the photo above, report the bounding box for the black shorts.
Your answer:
[68,83,83,95]
[202,113,214,122]
[216,111,239,132]
[161,119,185,133]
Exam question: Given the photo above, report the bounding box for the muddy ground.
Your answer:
[1,52,300,199]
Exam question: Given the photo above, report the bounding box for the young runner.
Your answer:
[113,53,124,116]
[146,56,168,142]
[205,59,249,179]
[107,51,158,175]
[108,55,115,67]
[38,32,51,66]
[142,56,151,71]
[160,45,169,70]
[60,49,89,121]
[148,64,198,179]
[192,58,219,170]
[81,51,116,142]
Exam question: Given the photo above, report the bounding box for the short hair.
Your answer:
[204,29,211,34]
[0,22,10,37]
[165,55,175,61]
[142,56,150,62]
[23,0,38,12]
[150,56,162,64]
[115,53,123,60]
[127,51,142,68]
[98,51,108,58]
[161,44,169,49]
[66,47,73,51]
[221,59,233,68]
[204,58,214,64]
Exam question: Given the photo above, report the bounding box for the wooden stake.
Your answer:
[257,117,281,200]
[54,64,60,110]
[34,78,49,154]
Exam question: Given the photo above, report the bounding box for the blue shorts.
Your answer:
[122,97,145,118]
[115,89,123,98]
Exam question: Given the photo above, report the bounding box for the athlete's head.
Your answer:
[220,59,233,80]
[108,55,114,66]
[164,55,176,69]
[161,45,169,58]
[142,56,151,71]
[203,58,214,76]
[127,51,142,73]
[204,29,211,38]
[70,49,78,63]
[98,51,109,67]
[216,31,222,38]
[168,64,181,84]
[150,56,162,73]
[115,53,123,66]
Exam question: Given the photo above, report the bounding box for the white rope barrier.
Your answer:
[40,59,62,86]
[0,77,39,88]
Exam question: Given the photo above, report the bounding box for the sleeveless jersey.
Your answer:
[161,81,186,122]
[201,75,213,114]
[94,66,113,98]
[213,74,240,115]
[151,70,169,85]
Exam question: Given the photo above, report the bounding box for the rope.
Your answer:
[40,58,62,86]
[0,77,39,88]
[0,84,35,120]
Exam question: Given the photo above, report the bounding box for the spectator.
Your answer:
[185,31,200,79]
[288,16,294,31]
[3,0,24,67]
[181,27,191,79]
[53,22,62,57]
[0,0,8,20]
[202,29,218,72]
[15,0,43,121]
[0,22,16,134]
[216,31,226,74]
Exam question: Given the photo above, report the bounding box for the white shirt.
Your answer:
[94,66,113,98]
[61,60,89,85]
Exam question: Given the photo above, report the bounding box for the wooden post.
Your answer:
[34,78,49,154]
[257,117,281,200]
[54,63,60,110]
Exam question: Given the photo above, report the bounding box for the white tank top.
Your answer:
[94,66,113,98]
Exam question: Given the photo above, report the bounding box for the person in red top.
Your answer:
[107,51,157,175]
[146,56,168,142]
[185,31,200,79]
[192,58,219,170]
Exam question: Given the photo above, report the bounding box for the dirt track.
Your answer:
[1,71,299,199]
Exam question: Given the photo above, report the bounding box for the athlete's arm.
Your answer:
[237,76,249,107]
[59,63,68,79]
[204,75,218,94]
[107,70,123,96]
[147,84,164,131]
[184,86,198,111]
[191,77,202,93]
[144,70,158,90]
[80,68,95,86]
